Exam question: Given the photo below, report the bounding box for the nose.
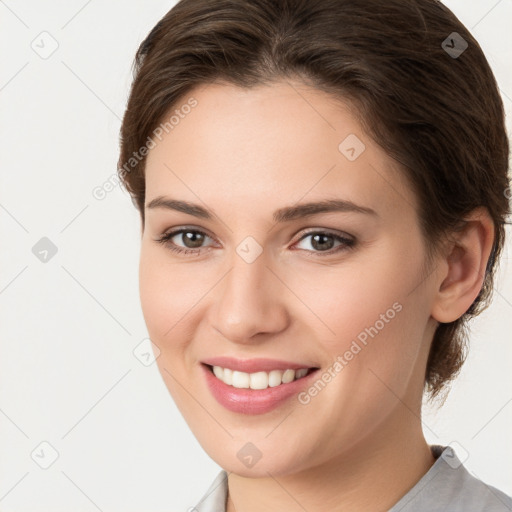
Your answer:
[210,251,289,344]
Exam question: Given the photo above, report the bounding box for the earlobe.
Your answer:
[430,207,495,324]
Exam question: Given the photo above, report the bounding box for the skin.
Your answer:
[139,80,494,512]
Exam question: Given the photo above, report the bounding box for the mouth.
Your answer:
[203,363,318,390]
[200,361,321,415]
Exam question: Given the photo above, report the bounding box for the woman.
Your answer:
[117,0,511,510]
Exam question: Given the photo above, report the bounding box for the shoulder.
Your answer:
[390,445,512,512]
[191,447,512,512]
[192,469,228,512]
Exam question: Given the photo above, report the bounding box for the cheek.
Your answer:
[285,261,407,346]
[138,246,196,348]
[138,248,202,409]
[296,244,427,387]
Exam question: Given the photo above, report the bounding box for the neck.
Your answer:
[226,406,436,512]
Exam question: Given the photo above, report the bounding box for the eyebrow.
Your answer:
[145,196,378,223]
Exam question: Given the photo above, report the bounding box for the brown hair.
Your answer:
[117,0,510,402]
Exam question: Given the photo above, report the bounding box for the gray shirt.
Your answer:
[192,445,512,511]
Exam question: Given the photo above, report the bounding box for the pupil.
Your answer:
[184,232,204,248]
[312,234,333,251]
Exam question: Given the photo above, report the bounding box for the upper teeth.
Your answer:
[212,366,309,389]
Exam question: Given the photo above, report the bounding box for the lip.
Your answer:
[201,356,317,373]
[201,362,320,415]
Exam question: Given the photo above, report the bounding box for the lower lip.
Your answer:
[201,363,319,415]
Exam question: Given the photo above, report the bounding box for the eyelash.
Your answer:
[155,227,356,258]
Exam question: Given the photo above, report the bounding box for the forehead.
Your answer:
[144,80,417,221]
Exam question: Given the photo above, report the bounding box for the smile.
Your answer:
[201,360,321,415]
[210,365,313,390]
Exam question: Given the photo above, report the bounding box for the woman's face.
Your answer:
[140,80,441,476]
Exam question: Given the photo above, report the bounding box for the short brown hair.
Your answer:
[118,0,510,402]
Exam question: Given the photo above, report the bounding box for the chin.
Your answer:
[201,436,316,478]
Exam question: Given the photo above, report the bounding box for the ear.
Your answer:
[430,207,495,323]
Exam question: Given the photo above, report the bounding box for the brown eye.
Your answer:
[294,230,355,256]
[176,230,206,248]
[156,228,214,254]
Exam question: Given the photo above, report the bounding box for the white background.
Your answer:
[0,1,511,511]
